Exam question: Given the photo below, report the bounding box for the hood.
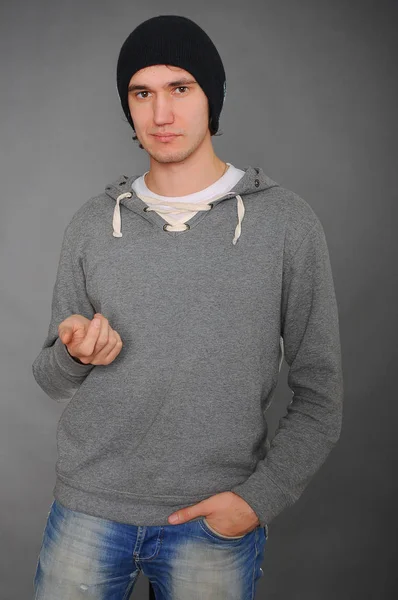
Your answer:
[104,165,280,245]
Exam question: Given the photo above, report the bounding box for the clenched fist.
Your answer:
[58,313,123,365]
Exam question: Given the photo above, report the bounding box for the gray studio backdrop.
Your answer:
[1,1,397,599]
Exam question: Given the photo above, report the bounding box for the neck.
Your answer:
[144,152,228,197]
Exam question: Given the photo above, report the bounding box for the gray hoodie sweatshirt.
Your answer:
[32,165,343,529]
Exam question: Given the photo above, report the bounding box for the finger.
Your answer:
[79,317,102,356]
[58,326,72,344]
[91,331,121,365]
[98,341,122,366]
[168,499,208,525]
[92,317,110,355]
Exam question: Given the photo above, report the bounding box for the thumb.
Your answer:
[59,327,72,345]
[168,500,206,524]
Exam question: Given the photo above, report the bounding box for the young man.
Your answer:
[32,14,344,600]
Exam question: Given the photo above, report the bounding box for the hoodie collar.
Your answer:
[105,166,279,245]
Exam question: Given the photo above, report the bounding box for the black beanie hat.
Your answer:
[116,15,226,135]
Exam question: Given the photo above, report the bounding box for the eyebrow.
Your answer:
[128,78,198,93]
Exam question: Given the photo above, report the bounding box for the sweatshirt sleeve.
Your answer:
[32,223,96,402]
[230,217,344,527]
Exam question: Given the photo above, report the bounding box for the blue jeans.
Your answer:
[33,498,268,599]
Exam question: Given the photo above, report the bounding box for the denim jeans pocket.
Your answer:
[200,517,249,541]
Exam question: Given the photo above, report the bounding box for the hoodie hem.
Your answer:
[53,473,209,527]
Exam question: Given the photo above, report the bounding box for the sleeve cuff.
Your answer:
[230,470,294,528]
[53,336,95,377]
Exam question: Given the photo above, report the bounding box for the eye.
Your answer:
[135,86,189,99]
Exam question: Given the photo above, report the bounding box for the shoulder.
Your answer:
[63,192,114,244]
[266,183,325,257]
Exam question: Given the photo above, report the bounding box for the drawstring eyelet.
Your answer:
[163,223,190,232]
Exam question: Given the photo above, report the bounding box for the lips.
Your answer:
[153,134,179,142]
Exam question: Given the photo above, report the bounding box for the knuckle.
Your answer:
[97,334,109,347]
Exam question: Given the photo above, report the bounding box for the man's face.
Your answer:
[127,64,211,163]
